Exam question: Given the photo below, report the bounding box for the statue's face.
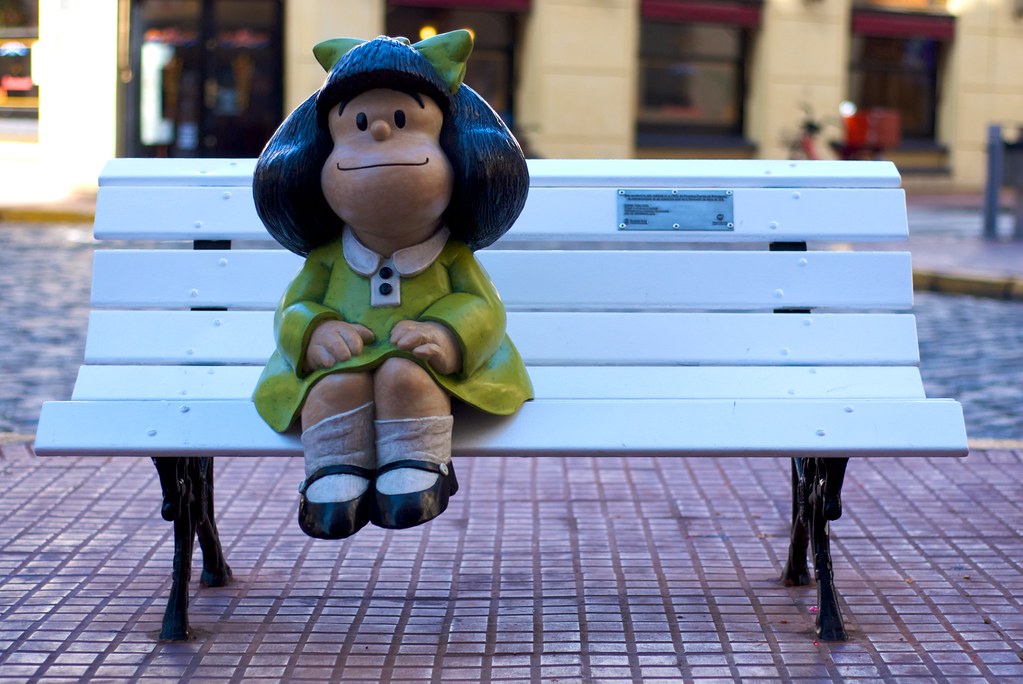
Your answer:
[321,88,453,253]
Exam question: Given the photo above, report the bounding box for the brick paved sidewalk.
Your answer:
[1,445,1020,682]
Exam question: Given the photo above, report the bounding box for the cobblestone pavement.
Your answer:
[915,292,1023,439]
[0,225,93,437]
[2,221,1022,440]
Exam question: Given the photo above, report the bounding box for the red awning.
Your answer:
[389,0,531,11]
[852,10,955,40]
[642,1,763,26]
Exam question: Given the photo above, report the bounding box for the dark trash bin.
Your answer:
[1004,140,1023,188]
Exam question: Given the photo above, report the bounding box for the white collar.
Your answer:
[342,226,450,278]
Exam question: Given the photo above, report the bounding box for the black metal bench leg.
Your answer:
[164,479,198,641]
[152,457,197,640]
[195,458,232,588]
[151,456,231,641]
[820,457,847,521]
[781,457,811,586]
[781,457,849,640]
[810,457,848,641]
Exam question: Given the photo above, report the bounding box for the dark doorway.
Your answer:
[121,0,283,157]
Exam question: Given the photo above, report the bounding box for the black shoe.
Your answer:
[371,460,458,530]
[298,464,374,539]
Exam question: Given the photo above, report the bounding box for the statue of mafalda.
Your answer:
[251,30,533,539]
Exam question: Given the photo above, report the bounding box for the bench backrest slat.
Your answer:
[91,249,914,311]
[98,158,903,188]
[95,186,265,242]
[82,310,921,367]
[94,185,908,243]
[511,187,906,243]
[93,158,908,243]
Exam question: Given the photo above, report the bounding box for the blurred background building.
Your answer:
[2,0,1022,195]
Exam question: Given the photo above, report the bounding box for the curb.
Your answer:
[968,438,1023,450]
[0,207,94,224]
[0,433,34,446]
[913,270,1023,301]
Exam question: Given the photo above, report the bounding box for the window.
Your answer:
[386,5,518,127]
[854,0,948,11]
[637,21,749,146]
[124,0,283,157]
[849,35,942,142]
[0,0,39,127]
[848,5,951,145]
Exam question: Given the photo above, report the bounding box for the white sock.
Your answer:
[375,415,453,496]
[300,402,375,503]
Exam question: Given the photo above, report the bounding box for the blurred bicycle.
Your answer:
[785,104,831,160]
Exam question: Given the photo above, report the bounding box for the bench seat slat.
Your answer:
[82,310,921,366]
[91,249,913,311]
[94,186,908,243]
[70,365,927,401]
[34,398,967,459]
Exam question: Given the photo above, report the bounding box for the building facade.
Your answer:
[4,0,1023,194]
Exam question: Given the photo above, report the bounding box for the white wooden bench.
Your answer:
[35,157,968,642]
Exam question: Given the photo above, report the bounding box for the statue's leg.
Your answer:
[810,457,848,641]
[781,457,811,586]
[195,457,232,587]
[371,358,457,530]
[298,374,376,540]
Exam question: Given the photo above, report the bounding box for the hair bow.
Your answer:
[313,29,473,94]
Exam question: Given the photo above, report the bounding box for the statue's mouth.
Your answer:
[337,158,430,171]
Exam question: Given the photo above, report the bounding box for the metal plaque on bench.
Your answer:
[617,189,734,232]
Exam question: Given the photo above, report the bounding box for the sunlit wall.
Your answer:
[36,0,119,193]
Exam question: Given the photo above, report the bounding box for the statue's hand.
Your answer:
[391,320,463,376]
[304,320,376,372]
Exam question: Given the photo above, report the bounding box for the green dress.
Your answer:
[253,229,533,432]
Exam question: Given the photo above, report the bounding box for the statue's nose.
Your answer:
[370,119,391,141]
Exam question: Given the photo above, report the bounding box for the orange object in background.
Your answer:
[836,107,901,159]
[844,111,869,148]
[843,108,901,149]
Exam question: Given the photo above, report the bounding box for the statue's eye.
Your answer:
[394,110,406,129]
[355,112,368,131]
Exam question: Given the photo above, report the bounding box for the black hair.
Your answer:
[253,36,529,256]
